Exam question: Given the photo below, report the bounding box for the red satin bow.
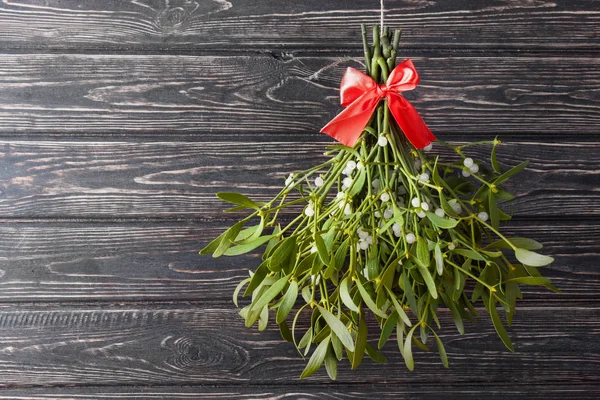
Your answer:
[320,59,436,149]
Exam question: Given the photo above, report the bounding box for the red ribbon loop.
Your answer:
[320,59,436,149]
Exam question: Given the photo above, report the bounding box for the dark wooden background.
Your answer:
[0,1,598,398]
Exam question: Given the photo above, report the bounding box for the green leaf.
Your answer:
[324,347,338,380]
[439,192,459,218]
[385,287,412,327]
[426,212,459,229]
[434,242,444,276]
[331,331,343,360]
[278,321,293,342]
[213,221,245,258]
[199,229,228,255]
[340,277,359,312]
[453,248,486,261]
[355,278,388,318]
[314,233,331,267]
[300,336,330,379]
[352,314,368,369]
[414,259,438,299]
[235,221,262,243]
[318,306,355,352]
[258,305,269,331]
[515,248,554,267]
[334,239,349,271]
[416,237,430,267]
[349,168,366,197]
[403,325,418,371]
[224,235,274,256]
[233,277,250,307]
[488,192,500,230]
[491,138,502,174]
[365,343,388,363]
[494,160,529,185]
[486,237,543,251]
[402,273,418,315]
[503,276,561,293]
[379,311,400,349]
[488,294,514,351]
[269,236,297,272]
[249,275,288,314]
[432,329,449,368]
[276,279,298,324]
[217,192,259,210]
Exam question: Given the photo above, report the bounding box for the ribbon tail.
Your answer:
[320,92,380,147]
[387,93,436,149]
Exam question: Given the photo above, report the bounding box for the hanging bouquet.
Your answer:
[200,25,558,379]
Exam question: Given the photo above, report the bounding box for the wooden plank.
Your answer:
[0,1,597,51]
[1,384,599,400]
[0,54,598,135]
[0,304,596,386]
[0,140,596,218]
[0,220,594,303]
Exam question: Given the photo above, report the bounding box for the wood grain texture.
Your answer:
[0,54,598,135]
[2,385,600,400]
[0,0,598,51]
[0,140,596,218]
[0,304,596,387]
[0,220,594,303]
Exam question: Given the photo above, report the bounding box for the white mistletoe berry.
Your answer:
[372,179,380,190]
[285,174,295,187]
[421,202,430,211]
[469,164,480,174]
[346,160,357,172]
[462,169,471,177]
[478,211,489,222]
[452,202,462,214]
[343,203,352,215]
[342,177,353,189]
[419,172,430,182]
[383,207,393,219]
[405,233,416,244]
[314,176,324,187]
[304,205,315,217]
[411,197,420,208]
[463,157,474,168]
[380,192,390,202]
[423,143,433,152]
[448,242,456,250]
[417,210,426,218]
[435,208,445,217]
[378,136,388,147]
[357,227,369,240]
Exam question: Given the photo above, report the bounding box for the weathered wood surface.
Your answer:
[0,0,598,51]
[2,385,599,400]
[0,54,598,135]
[0,305,596,386]
[0,220,594,303]
[0,0,598,396]
[0,140,596,218]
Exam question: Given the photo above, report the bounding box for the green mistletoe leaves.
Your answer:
[200,24,558,380]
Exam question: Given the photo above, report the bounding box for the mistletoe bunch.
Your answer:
[201,25,557,379]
